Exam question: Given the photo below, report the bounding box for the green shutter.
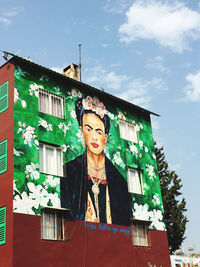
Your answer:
[0,206,6,245]
[0,81,8,114]
[0,140,7,174]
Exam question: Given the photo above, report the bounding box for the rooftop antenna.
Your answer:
[0,50,9,61]
[79,44,82,82]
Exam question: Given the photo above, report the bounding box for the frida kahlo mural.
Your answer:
[60,96,131,225]
[13,64,166,230]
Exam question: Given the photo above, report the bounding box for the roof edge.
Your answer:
[4,52,159,117]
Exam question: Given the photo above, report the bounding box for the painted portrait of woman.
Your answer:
[60,96,131,226]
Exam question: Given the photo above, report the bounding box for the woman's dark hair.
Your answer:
[75,98,110,135]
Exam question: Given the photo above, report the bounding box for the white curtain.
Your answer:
[56,149,61,176]
[132,224,148,246]
[127,124,137,142]
[119,121,126,139]
[46,146,54,175]
[39,143,62,176]
[41,210,64,240]
[128,169,142,194]
[39,91,49,114]
[39,144,44,172]
[51,96,62,118]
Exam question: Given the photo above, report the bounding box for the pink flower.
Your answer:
[82,95,107,118]
[86,96,92,102]
[21,100,27,108]
[91,105,96,111]
[93,97,100,107]
[14,88,19,102]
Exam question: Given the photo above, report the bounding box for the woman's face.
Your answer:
[81,113,107,155]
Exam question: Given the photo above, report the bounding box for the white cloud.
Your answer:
[103,71,128,90]
[51,67,63,74]
[116,77,166,108]
[3,7,23,17]
[184,70,200,101]
[127,77,166,92]
[182,62,191,69]
[102,43,108,48]
[0,7,23,26]
[119,1,200,53]
[169,163,181,171]
[0,17,11,26]
[104,25,110,32]
[104,0,130,14]
[110,63,120,68]
[151,117,160,131]
[146,56,168,73]
[84,64,166,108]
[85,66,129,91]
[135,50,142,55]
[116,90,152,108]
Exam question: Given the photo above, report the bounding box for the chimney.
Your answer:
[63,63,80,81]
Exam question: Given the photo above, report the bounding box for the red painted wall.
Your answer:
[13,213,171,267]
[0,62,14,267]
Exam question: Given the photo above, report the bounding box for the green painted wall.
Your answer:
[13,64,165,230]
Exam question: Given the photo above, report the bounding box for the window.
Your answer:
[119,120,138,143]
[41,208,67,241]
[39,143,63,176]
[131,222,148,246]
[39,89,64,118]
[0,139,7,175]
[0,81,8,114]
[0,206,6,245]
[127,168,143,194]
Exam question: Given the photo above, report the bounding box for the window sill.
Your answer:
[41,238,68,242]
[133,244,151,248]
[120,137,138,144]
[129,192,144,196]
[39,111,65,120]
[40,171,64,177]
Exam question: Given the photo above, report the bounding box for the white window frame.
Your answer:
[39,142,63,176]
[41,208,67,241]
[131,222,149,247]
[39,88,64,118]
[119,120,138,143]
[127,167,143,195]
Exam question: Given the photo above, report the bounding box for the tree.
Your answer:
[155,145,188,253]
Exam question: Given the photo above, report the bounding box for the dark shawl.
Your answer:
[60,153,131,226]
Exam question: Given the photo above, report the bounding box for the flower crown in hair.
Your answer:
[82,96,106,119]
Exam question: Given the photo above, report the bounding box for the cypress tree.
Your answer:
[155,145,188,253]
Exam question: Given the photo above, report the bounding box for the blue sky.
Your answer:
[0,0,200,252]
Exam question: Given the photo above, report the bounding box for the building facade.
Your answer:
[0,54,171,266]
[171,254,200,267]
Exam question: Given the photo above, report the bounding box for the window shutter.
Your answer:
[0,207,6,245]
[0,82,8,114]
[0,140,7,174]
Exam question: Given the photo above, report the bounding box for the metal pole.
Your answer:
[79,44,82,82]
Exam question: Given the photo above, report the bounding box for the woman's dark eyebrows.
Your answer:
[84,124,93,130]
[95,128,103,132]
